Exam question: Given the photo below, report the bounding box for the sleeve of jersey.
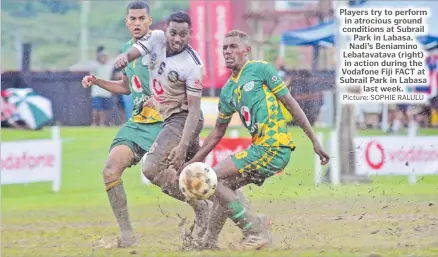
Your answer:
[262,63,289,97]
[185,65,204,97]
[217,97,234,124]
[133,30,166,56]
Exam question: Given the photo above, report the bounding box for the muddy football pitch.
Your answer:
[2,127,438,257]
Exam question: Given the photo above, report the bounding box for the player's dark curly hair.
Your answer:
[166,11,192,28]
[127,1,150,14]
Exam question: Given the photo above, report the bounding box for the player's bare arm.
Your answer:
[115,30,166,69]
[179,118,230,172]
[168,94,201,169]
[277,93,330,165]
[114,47,142,69]
[82,73,131,95]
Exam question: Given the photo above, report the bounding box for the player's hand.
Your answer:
[313,141,330,165]
[81,74,96,88]
[168,144,188,170]
[114,53,129,69]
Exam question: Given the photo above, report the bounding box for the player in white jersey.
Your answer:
[134,32,204,121]
[114,11,210,245]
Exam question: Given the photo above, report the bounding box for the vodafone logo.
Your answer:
[241,106,251,126]
[364,141,385,170]
[1,153,55,171]
[152,79,164,95]
[131,75,143,93]
[356,137,438,176]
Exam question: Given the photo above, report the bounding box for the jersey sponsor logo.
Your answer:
[241,106,251,126]
[168,70,179,82]
[133,95,149,112]
[152,79,164,95]
[131,75,143,93]
[153,94,167,103]
[250,122,259,134]
[152,79,166,103]
[272,75,278,82]
[243,81,254,92]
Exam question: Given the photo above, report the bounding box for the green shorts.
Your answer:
[110,120,162,167]
[231,145,292,185]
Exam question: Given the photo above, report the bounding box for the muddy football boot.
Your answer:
[240,215,272,250]
[180,201,212,251]
[94,236,137,249]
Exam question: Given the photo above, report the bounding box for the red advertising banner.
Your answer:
[207,0,232,88]
[201,137,252,167]
[189,0,210,87]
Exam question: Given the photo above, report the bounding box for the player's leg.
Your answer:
[91,97,101,127]
[206,158,269,250]
[204,146,291,250]
[100,97,111,127]
[392,104,408,132]
[202,185,250,249]
[141,115,209,235]
[118,95,126,122]
[102,121,158,248]
[97,110,104,126]
[103,142,137,247]
[183,118,212,239]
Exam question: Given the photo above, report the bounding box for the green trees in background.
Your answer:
[2,0,79,17]
[1,0,301,70]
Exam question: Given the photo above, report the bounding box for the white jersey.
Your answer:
[133,30,204,120]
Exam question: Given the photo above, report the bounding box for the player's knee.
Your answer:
[102,162,123,183]
[141,161,160,182]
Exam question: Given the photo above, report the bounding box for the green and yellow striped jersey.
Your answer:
[218,60,294,148]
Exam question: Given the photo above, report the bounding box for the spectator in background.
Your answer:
[390,104,423,133]
[276,56,292,90]
[90,46,113,127]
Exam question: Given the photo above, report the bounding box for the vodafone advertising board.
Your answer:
[141,137,251,185]
[190,0,232,88]
[1,139,62,191]
[354,136,438,176]
[201,138,252,167]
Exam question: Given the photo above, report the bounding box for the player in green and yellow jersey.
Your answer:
[81,1,161,248]
[182,30,330,250]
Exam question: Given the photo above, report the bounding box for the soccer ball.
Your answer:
[179,162,217,200]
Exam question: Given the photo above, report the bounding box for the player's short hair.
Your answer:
[96,45,105,54]
[127,1,150,14]
[225,30,249,44]
[167,11,192,28]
